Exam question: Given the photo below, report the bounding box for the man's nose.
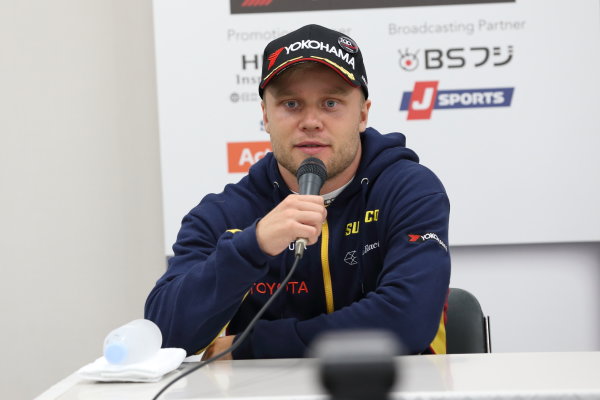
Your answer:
[299,107,323,131]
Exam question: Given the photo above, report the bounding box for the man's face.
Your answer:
[262,63,371,185]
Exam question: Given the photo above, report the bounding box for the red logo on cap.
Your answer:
[267,47,285,70]
[241,0,272,6]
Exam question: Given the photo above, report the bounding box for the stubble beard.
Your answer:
[272,133,361,184]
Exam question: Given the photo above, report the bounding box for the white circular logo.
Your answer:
[338,36,359,54]
[398,49,419,71]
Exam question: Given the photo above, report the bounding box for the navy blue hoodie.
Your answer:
[145,128,451,358]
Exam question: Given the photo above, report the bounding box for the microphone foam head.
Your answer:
[296,157,328,182]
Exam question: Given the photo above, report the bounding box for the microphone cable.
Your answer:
[151,253,303,400]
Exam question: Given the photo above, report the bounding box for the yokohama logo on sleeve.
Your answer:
[408,233,448,252]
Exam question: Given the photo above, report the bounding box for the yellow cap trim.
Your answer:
[262,56,305,82]
[311,56,356,81]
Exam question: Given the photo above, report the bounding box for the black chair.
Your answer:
[446,288,491,354]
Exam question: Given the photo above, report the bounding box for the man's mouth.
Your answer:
[296,141,327,148]
[296,142,328,155]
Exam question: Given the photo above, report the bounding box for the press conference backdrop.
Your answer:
[154,0,600,253]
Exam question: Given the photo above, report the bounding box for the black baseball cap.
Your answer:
[259,24,368,99]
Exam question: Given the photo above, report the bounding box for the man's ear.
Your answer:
[358,99,372,132]
[261,100,270,134]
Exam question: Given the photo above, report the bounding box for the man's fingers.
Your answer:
[286,194,325,210]
[202,336,235,361]
[256,194,327,256]
[296,209,326,226]
[292,222,321,244]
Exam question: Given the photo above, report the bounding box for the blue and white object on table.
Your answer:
[103,319,162,365]
[76,319,186,382]
[76,348,186,383]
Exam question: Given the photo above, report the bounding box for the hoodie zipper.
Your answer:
[320,220,335,314]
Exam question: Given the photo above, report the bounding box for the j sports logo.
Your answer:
[400,81,514,120]
[227,141,271,173]
[231,0,514,14]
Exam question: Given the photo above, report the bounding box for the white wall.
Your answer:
[0,1,164,399]
[0,1,598,399]
[451,242,600,352]
[154,1,600,250]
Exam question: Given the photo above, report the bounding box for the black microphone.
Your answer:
[295,157,328,258]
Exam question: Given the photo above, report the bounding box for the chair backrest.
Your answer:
[446,288,491,354]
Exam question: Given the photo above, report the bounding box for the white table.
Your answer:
[38,352,600,400]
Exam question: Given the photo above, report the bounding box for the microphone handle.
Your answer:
[298,173,324,196]
[295,171,325,258]
[294,238,308,258]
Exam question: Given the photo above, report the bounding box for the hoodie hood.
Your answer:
[357,127,419,178]
[246,151,291,203]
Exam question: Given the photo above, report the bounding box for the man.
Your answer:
[145,24,450,360]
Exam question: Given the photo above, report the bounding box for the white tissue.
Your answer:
[77,348,186,382]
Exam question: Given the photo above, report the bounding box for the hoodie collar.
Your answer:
[248,127,419,204]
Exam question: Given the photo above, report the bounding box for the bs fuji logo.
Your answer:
[338,36,359,54]
[398,46,514,71]
[400,81,514,120]
[398,49,419,71]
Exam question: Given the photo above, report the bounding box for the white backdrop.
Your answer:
[153,0,600,253]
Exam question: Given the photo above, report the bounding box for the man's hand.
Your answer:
[256,194,327,256]
[202,335,235,361]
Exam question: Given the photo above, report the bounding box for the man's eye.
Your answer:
[325,100,338,108]
[284,100,298,108]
